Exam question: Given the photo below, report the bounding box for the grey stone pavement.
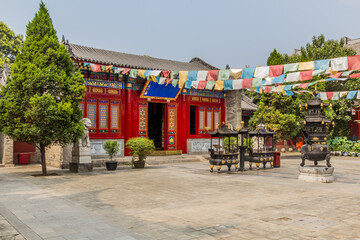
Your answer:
[0,155,360,240]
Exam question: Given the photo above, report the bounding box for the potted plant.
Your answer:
[103,140,121,170]
[126,137,155,168]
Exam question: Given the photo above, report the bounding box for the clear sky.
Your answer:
[1,0,360,69]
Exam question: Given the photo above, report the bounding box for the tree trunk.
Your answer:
[40,143,47,176]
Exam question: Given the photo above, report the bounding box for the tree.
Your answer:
[0,2,85,175]
[267,49,284,66]
[0,22,23,68]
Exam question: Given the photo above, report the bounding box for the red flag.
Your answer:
[299,70,313,81]
[93,64,101,72]
[350,73,360,78]
[348,55,360,70]
[242,78,253,88]
[269,65,284,78]
[299,83,309,89]
[326,92,333,100]
[264,86,271,93]
[122,68,131,74]
[165,78,171,86]
[206,70,219,81]
[162,70,171,78]
[329,72,342,78]
[197,81,207,89]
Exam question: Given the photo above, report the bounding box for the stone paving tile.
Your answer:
[0,157,360,239]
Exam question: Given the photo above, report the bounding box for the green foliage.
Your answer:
[267,49,284,66]
[0,22,23,67]
[0,2,85,175]
[103,140,120,161]
[126,137,155,164]
[222,137,238,152]
[326,137,360,153]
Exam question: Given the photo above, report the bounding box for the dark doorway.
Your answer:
[190,105,196,135]
[148,102,164,149]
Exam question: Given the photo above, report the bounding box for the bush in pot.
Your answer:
[126,137,155,168]
[103,140,121,170]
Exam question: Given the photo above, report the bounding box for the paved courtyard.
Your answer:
[0,156,360,240]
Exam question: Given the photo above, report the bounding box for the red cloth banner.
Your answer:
[299,70,313,81]
[197,81,207,89]
[162,70,171,78]
[348,55,360,70]
[329,72,342,78]
[269,65,284,78]
[92,64,101,72]
[122,68,131,74]
[299,83,310,89]
[264,86,271,93]
[350,73,360,79]
[242,78,253,88]
[326,92,333,100]
[206,70,219,81]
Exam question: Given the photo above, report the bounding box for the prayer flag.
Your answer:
[264,86,271,93]
[191,81,199,89]
[286,91,294,96]
[312,69,326,76]
[326,92,333,100]
[269,65,284,78]
[171,79,178,87]
[263,77,272,85]
[214,80,224,90]
[218,70,231,80]
[357,90,360,99]
[188,71,198,81]
[277,85,285,92]
[254,66,269,78]
[350,73,360,79]
[170,71,179,80]
[314,59,330,70]
[158,77,167,85]
[179,71,189,88]
[347,90,357,99]
[340,91,348,98]
[197,71,208,81]
[242,68,255,79]
[284,85,293,91]
[332,92,340,100]
[252,78,262,87]
[299,70,313,81]
[224,80,233,90]
[122,68,131,74]
[101,65,106,71]
[93,64,101,72]
[231,69,242,79]
[232,80,243,90]
[319,92,327,101]
[184,80,192,89]
[138,70,146,79]
[285,72,300,82]
[272,74,285,84]
[129,69,138,78]
[298,61,314,71]
[242,78,253,88]
[347,55,360,70]
[331,57,348,71]
[205,81,216,90]
[284,63,299,73]
[162,70,171,78]
[207,70,220,81]
[144,70,152,77]
[341,70,354,76]
[198,81,207,89]
[299,83,310,89]
[150,70,162,76]
[165,78,171,86]
[329,72,342,78]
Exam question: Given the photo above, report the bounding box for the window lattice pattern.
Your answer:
[207,111,213,130]
[214,112,220,128]
[87,104,96,128]
[99,105,108,128]
[168,108,175,131]
[199,111,205,130]
[111,105,119,129]
[139,107,147,130]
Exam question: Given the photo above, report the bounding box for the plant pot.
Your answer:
[350,152,356,157]
[343,152,349,156]
[106,161,118,171]
[330,151,335,156]
[133,161,145,169]
[335,151,341,156]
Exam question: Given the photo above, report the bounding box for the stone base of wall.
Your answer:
[69,162,93,173]
[187,138,221,154]
[90,139,125,159]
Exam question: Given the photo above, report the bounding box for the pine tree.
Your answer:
[0,2,85,175]
[267,49,284,66]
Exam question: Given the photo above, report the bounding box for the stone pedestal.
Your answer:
[70,142,93,173]
[298,165,334,183]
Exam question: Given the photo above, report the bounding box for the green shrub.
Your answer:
[103,140,121,162]
[126,137,155,163]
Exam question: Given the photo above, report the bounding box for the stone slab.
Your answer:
[298,165,335,183]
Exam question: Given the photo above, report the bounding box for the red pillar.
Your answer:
[124,86,138,156]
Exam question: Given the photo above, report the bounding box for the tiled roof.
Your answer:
[63,41,218,71]
[241,94,258,111]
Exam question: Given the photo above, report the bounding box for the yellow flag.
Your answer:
[298,61,314,71]
[179,71,188,88]
[277,85,285,92]
[231,69,243,79]
[214,81,224,90]
[138,69,146,79]
[150,75,157,82]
